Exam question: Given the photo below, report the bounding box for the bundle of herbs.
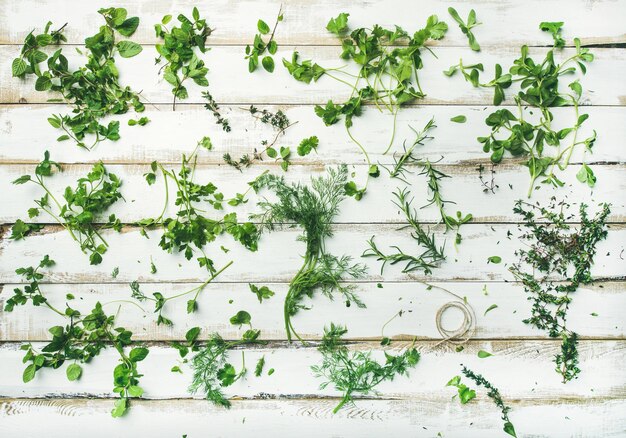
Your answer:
[251,165,367,343]
[510,199,611,382]
[12,7,146,149]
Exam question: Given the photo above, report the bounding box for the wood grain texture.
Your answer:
[1,397,624,438]
[1,0,625,46]
[1,0,625,435]
[2,163,625,224]
[2,46,625,105]
[1,105,622,165]
[1,281,623,341]
[0,340,624,399]
[1,224,624,284]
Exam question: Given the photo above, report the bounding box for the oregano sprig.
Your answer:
[246,7,284,73]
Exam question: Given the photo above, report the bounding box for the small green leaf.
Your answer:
[262,56,275,73]
[450,115,466,123]
[257,19,270,34]
[12,58,28,77]
[484,304,498,316]
[117,41,143,58]
[23,364,37,383]
[487,256,502,264]
[66,363,83,381]
[477,350,493,358]
[229,310,252,327]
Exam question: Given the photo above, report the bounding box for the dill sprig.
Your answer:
[510,199,611,382]
[461,366,517,437]
[189,329,265,407]
[312,323,420,413]
[252,165,367,343]
[363,187,445,274]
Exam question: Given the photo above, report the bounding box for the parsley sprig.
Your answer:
[12,8,145,149]
[12,152,123,265]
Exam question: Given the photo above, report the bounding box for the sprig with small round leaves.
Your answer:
[12,8,146,149]
[155,7,213,109]
[510,199,610,382]
[460,366,517,437]
[12,151,123,265]
[447,7,481,51]
[245,6,284,73]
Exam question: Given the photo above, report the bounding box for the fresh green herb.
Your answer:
[252,165,367,342]
[297,136,319,157]
[171,326,202,358]
[446,375,476,404]
[223,106,298,171]
[249,284,275,303]
[452,24,595,196]
[448,8,481,51]
[155,7,212,109]
[189,329,265,407]
[312,323,420,413]
[444,60,511,105]
[246,7,283,73]
[510,200,610,382]
[128,117,150,126]
[576,163,596,188]
[385,118,436,182]
[363,188,445,274]
[13,152,123,265]
[285,13,448,197]
[254,356,266,377]
[450,115,466,123]
[488,256,502,264]
[5,256,147,418]
[111,267,120,278]
[484,304,498,316]
[130,262,232,325]
[477,163,499,194]
[230,310,252,327]
[202,91,231,132]
[461,366,517,437]
[13,9,145,149]
[477,350,493,358]
[539,22,565,48]
[9,219,43,240]
[138,142,259,271]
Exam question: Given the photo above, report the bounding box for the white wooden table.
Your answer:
[0,1,625,436]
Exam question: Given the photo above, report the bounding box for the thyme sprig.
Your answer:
[510,199,611,382]
[252,165,367,343]
[12,152,123,265]
[461,366,517,437]
[12,8,145,149]
[202,90,231,132]
[312,323,420,413]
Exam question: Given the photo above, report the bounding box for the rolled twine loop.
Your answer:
[435,300,475,346]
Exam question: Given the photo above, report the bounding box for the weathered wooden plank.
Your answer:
[2,46,625,105]
[0,340,623,399]
[0,105,621,165]
[2,163,625,224]
[1,0,625,47]
[1,281,623,341]
[1,397,625,438]
[1,224,624,283]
